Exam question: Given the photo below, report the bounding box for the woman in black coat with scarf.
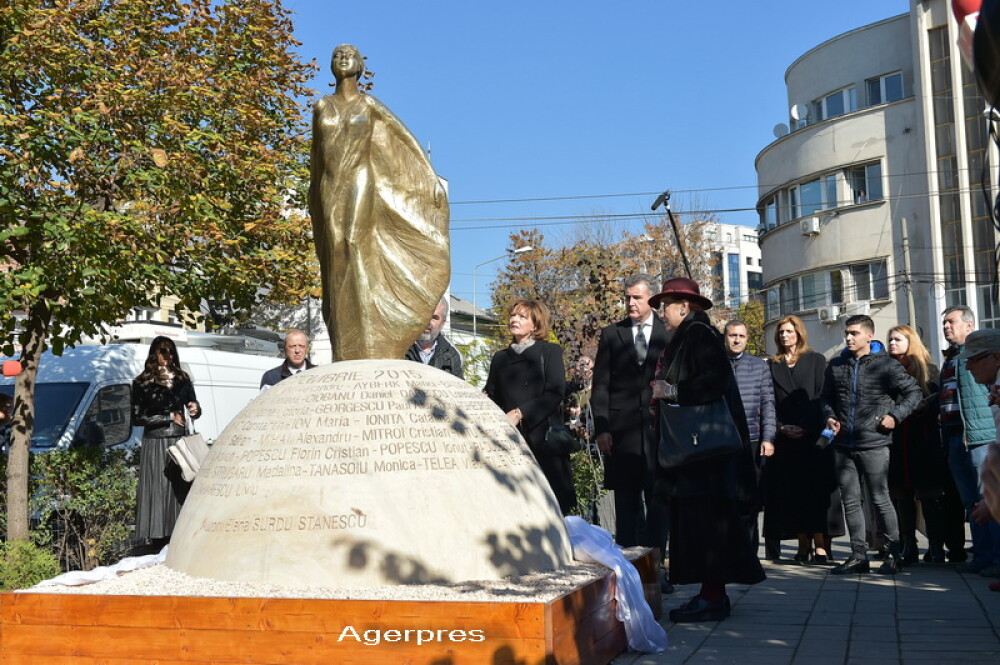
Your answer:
[649,278,764,623]
[486,299,575,514]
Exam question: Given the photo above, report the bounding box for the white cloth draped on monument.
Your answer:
[29,547,168,589]
[564,516,667,653]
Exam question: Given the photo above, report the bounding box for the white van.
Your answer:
[0,344,282,452]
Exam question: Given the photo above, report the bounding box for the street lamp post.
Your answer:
[472,246,533,340]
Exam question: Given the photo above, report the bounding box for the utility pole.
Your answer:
[900,217,917,326]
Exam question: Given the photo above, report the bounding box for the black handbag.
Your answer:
[539,423,581,456]
[656,322,743,469]
[533,351,583,456]
[657,398,742,469]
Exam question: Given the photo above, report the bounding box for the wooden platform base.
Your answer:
[0,549,659,664]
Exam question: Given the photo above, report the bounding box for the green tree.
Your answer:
[490,218,711,364]
[0,0,316,540]
[734,299,767,357]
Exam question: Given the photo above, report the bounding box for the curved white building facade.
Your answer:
[756,0,998,358]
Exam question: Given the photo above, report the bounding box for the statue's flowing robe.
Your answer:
[309,93,450,361]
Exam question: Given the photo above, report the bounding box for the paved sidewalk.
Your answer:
[615,541,1000,665]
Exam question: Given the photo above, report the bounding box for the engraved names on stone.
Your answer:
[191,366,530,506]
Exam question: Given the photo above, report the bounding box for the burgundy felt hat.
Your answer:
[647,277,714,310]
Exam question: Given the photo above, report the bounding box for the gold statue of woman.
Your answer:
[309,44,450,361]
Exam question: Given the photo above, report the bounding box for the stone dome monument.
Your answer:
[165,360,573,587]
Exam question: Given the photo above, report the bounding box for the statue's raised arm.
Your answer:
[309,44,450,361]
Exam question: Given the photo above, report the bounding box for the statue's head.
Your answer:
[331,44,365,80]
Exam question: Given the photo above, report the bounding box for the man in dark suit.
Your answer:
[260,329,316,389]
[592,274,670,587]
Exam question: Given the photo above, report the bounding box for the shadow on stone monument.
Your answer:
[165,45,573,588]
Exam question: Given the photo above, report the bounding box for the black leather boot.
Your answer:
[878,541,903,574]
[831,554,870,575]
[924,541,946,564]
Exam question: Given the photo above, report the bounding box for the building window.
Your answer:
[978,284,1000,329]
[814,86,857,121]
[761,195,779,231]
[846,162,883,203]
[129,307,153,322]
[788,180,823,219]
[824,173,839,209]
[727,253,741,308]
[850,260,890,302]
[867,72,904,105]
[768,265,883,320]
[797,179,822,218]
[930,25,967,299]
[748,272,763,294]
[789,173,841,220]
[766,288,780,321]
[779,279,800,315]
[711,251,724,302]
[800,273,825,310]
[830,270,844,304]
[745,256,753,266]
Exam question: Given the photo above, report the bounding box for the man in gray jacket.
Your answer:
[822,314,921,575]
[724,319,776,462]
[724,319,776,555]
[404,297,463,379]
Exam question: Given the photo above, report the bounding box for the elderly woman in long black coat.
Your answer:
[649,278,764,623]
[486,299,574,514]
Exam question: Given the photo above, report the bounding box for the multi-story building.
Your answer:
[755,0,999,358]
[703,221,764,310]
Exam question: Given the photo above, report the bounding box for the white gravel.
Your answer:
[24,550,647,602]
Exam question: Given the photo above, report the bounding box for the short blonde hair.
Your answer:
[510,299,551,341]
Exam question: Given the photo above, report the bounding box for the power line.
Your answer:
[450,208,756,229]
[448,164,999,209]
[450,185,758,206]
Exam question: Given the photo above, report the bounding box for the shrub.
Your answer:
[0,540,60,591]
[31,447,137,571]
[569,447,609,524]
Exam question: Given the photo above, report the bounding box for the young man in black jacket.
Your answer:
[822,315,921,575]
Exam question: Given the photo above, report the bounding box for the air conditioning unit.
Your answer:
[818,305,841,323]
[843,301,871,317]
[800,216,821,236]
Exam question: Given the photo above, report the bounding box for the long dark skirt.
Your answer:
[669,496,766,586]
[136,432,191,541]
[531,449,577,515]
[763,438,845,538]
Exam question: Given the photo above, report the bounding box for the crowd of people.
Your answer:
[113,277,1000,624]
[492,274,1000,623]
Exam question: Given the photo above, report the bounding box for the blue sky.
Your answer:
[283,0,908,306]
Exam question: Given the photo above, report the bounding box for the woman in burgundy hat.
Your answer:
[649,277,765,623]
